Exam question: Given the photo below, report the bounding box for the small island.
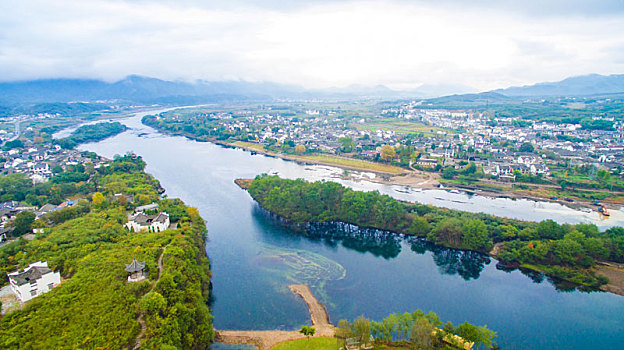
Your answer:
[239,175,624,294]
[55,121,128,149]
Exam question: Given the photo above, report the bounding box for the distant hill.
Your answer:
[495,74,624,97]
[0,75,476,107]
[422,91,514,107]
[1,73,622,110]
[0,75,283,105]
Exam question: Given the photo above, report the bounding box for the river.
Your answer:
[70,109,624,350]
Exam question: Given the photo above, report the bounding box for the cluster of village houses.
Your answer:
[1,143,111,184]
[0,117,176,306]
[189,104,623,181]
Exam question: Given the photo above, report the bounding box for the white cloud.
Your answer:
[0,0,623,90]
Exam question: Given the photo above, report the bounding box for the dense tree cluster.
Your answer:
[248,175,624,288]
[336,310,496,350]
[54,121,127,149]
[0,156,214,349]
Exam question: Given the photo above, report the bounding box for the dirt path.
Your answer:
[215,330,304,350]
[289,284,332,332]
[133,246,167,350]
[597,264,624,297]
[215,284,335,350]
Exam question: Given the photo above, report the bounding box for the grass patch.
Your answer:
[231,141,405,174]
[271,337,340,350]
[232,141,267,152]
[353,119,452,136]
[298,154,405,174]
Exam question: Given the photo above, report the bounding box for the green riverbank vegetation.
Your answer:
[54,121,127,149]
[275,311,495,350]
[0,155,214,349]
[247,175,624,289]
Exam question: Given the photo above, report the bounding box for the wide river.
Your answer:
[73,109,623,350]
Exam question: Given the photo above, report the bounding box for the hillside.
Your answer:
[495,74,624,97]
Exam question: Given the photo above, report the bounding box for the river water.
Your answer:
[72,109,624,350]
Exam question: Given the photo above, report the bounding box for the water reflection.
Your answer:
[410,237,491,281]
[429,246,490,281]
[254,206,606,293]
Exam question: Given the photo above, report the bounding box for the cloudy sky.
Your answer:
[0,0,623,91]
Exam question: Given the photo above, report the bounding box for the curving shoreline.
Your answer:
[214,284,335,350]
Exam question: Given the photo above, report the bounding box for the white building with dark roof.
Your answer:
[125,212,170,232]
[8,261,61,302]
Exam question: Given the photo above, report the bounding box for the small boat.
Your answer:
[394,186,410,194]
[599,206,610,216]
[550,196,558,200]
[563,197,574,202]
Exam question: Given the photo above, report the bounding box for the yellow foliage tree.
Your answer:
[92,192,105,207]
[294,145,306,154]
[380,145,396,161]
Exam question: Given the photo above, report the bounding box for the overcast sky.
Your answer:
[0,0,623,91]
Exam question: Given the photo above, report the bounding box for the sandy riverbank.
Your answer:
[214,284,335,350]
[597,264,624,297]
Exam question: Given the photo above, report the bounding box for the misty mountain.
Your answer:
[0,75,474,107]
[423,91,514,107]
[0,75,283,105]
[495,74,624,97]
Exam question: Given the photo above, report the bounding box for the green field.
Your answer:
[270,337,340,350]
[353,118,452,136]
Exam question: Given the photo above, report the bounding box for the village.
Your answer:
[0,124,175,314]
[157,103,624,187]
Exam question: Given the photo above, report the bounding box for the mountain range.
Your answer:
[0,73,623,107]
[494,74,624,97]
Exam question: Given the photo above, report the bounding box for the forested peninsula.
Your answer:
[244,175,624,290]
[55,121,128,149]
[0,155,214,349]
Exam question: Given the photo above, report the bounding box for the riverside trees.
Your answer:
[337,310,496,349]
[247,175,624,288]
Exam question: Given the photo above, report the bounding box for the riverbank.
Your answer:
[141,115,624,212]
[214,284,335,350]
[239,175,624,297]
[147,123,622,213]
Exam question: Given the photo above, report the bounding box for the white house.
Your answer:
[125,212,170,232]
[31,163,50,174]
[8,261,61,302]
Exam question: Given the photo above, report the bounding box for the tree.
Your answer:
[380,145,396,161]
[536,219,565,240]
[441,166,457,179]
[351,316,371,345]
[295,144,306,154]
[92,192,105,207]
[299,325,315,338]
[501,225,518,240]
[52,164,64,174]
[462,219,492,251]
[338,137,355,153]
[13,211,36,235]
[455,322,496,349]
[553,239,584,265]
[336,320,353,344]
[410,317,434,349]
[519,142,535,153]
